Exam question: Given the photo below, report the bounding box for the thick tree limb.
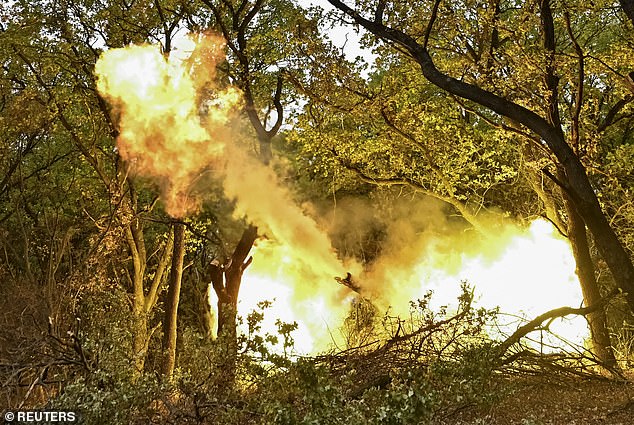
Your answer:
[208,225,258,334]
[596,95,633,132]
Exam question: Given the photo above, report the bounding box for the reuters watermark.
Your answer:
[3,410,77,423]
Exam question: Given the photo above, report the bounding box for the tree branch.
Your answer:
[497,289,619,356]
[563,8,584,154]
[424,0,442,48]
[266,72,284,138]
[374,0,387,24]
[145,226,175,313]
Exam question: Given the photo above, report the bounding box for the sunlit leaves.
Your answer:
[289,51,521,219]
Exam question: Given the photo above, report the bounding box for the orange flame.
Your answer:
[95,35,241,217]
[238,216,587,354]
[368,218,587,347]
[95,36,357,350]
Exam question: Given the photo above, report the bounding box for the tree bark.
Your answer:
[326,0,634,313]
[561,189,616,367]
[208,225,258,379]
[161,222,186,378]
[131,311,148,376]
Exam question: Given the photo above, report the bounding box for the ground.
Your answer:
[442,375,634,425]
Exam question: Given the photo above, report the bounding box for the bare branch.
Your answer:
[424,0,442,48]
[266,72,284,138]
[563,8,584,154]
[497,289,619,356]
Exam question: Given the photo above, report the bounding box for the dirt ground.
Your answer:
[440,375,634,424]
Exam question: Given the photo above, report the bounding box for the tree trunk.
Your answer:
[161,222,186,378]
[562,189,616,368]
[131,311,148,376]
[208,225,257,380]
[125,206,150,378]
[193,276,215,339]
[523,166,566,235]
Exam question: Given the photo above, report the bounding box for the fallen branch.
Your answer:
[497,289,619,357]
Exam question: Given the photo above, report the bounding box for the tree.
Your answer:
[289,58,522,232]
[320,0,634,366]
[207,225,257,378]
[196,0,315,164]
[330,0,634,354]
[0,0,199,379]
[161,222,185,378]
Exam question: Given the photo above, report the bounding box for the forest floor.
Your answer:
[439,374,634,425]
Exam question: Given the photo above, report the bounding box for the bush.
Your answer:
[43,288,503,424]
